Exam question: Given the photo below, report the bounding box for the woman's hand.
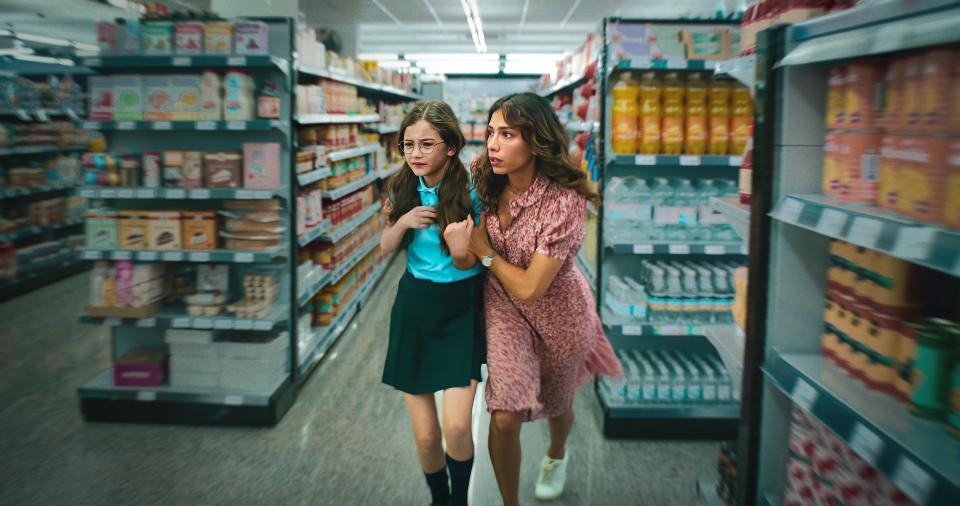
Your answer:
[443,215,474,261]
[469,213,494,259]
[396,206,437,230]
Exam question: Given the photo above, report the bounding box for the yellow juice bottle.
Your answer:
[708,78,730,155]
[638,72,662,155]
[684,72,707,155]
[730,84,753,156]
[610,72,640,154]
[662,72,684,155]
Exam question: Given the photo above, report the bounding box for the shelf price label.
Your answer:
[83,121,99,130]
[234,319,254,330]
[254,320,272,331]
[227,56,247,66]
[634,155,657,165]
[188,252,211,262]
[668,244,691,254]
[236,190,261,199]
[165,189,186,199]
[136,391,157,402]
[117,189,135,198]
[34,109,49,122]
[666,59,686,69]
[136,189,157,199]
[848,422,884,466]
[891,227,936,260]
[679,155,701,166]
[791,377,818,412]
[104,317,122,326]
[172,317,191,328]
[234,252,254,263]
[193,318,213,329]
[100,188,117,198]
[224,395,244,406]
[226,121,246,130]
[776,198,805,224]
[728,156,744,166]
[657,325,684,335]
[162,251,184,262]
[172,56,191,66]
[705,245,726,255]
[848,217,883,248]
[113,251,132,260]
[189,189,211,199]
[136,318,156,328]
[82,250,102,260]
[214,319,233,330]
[152,121,172,130]
[139,251,159,261]
[633,244,654,254]
[892,457,934,505]
[816,209,848,238]
[117,121,136,130]
[196,121,217,130]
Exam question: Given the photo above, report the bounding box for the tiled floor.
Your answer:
[0,255,721,505]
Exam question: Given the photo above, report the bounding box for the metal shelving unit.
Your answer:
[319,202,382,243]
[295,113,380,125]
[79,119,287,131]
[79,304,290,331]
[742,4,960,504]
[0,145,86,157]
[296,64,423,101]
[77,187,278,200]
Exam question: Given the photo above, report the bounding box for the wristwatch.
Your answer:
[480,251,496,267]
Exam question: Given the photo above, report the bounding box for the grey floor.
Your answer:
[0,254,720,505]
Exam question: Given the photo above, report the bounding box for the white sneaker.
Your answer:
[534,452,569,500]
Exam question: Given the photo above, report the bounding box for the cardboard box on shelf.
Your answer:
[143,75,174,121]
[243,142,281,189]
[182,211,218,250]
[113,348,168,387]
[147,211,182,250]
[142,22,174,55]
[112,75,143,121]
[117,210,149,250]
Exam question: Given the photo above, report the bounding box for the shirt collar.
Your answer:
[417,176,438,195]
[509,173,549,210]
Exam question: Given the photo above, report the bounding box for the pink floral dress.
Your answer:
[483,174,623,421]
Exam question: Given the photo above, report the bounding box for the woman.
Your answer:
[444,92,623,505]
[380,100,485,506]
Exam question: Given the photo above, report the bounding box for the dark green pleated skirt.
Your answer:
[382,270,485,395]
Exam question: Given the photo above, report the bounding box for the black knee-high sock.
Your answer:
[446,454,474,506]
[424,468,449,506]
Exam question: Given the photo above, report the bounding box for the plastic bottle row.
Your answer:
[605,177,738,242]
[602,349,736,404]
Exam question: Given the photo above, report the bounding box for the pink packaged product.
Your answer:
[235,21,269,55]
[97,22,118,55]
[243,142,281,189]
[113,349,168,387]
[114,259,134,307]
[88,76,114,121]
[175,22,204,55]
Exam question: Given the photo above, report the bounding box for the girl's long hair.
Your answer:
[472,92,599,212]
[385,100,472,254]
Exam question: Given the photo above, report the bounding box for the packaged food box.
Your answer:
[877,135,902,212]
[112,75,143,121]
[197,264,229,292]
[97,22,118,55]
[113,349,168,387]
[235,21,269,55]
[882,58,906,131]
[943,139,960,228]
[204,22,234,55]
[163,150,184,187]
[142,151,161,187]
[143,75,174,121]
[821,131,844,197]
[920,49,954,134]
[843,61,885,131]
[142,22,174,55]
[175,21,204,55]
[87,76,114,121]
[902,55,925,132]
[221,230,282,250]
[170,75,201,121]
[85,207,118,249]
[898,135,950,223]
[182,211,218,250]
[203,150,242,188]
[839,132,882,204]
[117,19,140,55]
[243,142,281,189]
[825,66,846,129]
[117,210,149,249]
[147,211,182,250]
[181,151,203,188]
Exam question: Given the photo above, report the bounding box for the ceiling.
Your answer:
[0,0,726,55]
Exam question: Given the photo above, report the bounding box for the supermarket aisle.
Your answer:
[0,255,717,505]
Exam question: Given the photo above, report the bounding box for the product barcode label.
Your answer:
[104,317,121,326]
[226,121,246,130]
[82,250,102,260]
[136,318,156,328]
[892,457,934,505]
[816,209,848,237]
[668,244,690,254]
[214,319,233,330]
[172,56,191,66]
[193,318,213,329]
[224,395,244,406]
[136,189,156,198]
[234,319,254,330]
[113,251,132,260]
[728,156,743,166]
[848,422,884,466]
[117,121,135,130]
[136,391,157,401]
[861,154,880,182]
[254,320,273,331]
[153,121,172,130]
[189,189,210,199]
[891,227,936,259]
[162,251,184,261]
[622,325,644,336]
[848,217,883,248]
[139,251,159,261]
[633,244,654,254]
[195,121,216,130]
[83,121,99,130]
[679,155,700,166]
[234,253,254,263]
[172,317,191,328]
[188,252,210,262]
[791,377,818,412]
[634,155,656,165]
[165,189,186,199]
[705,245,725,255]
[777,198,805,224]
[227,56,247,66]
[117,189,134,198]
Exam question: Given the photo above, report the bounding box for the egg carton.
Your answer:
[226,298,273,319]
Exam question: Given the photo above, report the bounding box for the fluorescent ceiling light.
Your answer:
[459,0,487,53]
[16,33,72,46]
[503,62,557,75]
[357,53,398,60]
[506,53,564,62]
[14,54,75,66]
[561,0,582,26]
[406,53,498,61]
[420,62,500,74]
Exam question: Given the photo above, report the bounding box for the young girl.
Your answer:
[444,92,623,506]
[380,100,485,506]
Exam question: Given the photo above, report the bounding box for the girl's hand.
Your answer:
[469,213,494,258]
[397,206,437,230]
[443,215,474,260]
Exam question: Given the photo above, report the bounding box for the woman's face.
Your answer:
[403,119,456,184]
[486,110,534,176]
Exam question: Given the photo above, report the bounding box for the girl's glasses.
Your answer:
[400,141,445,154]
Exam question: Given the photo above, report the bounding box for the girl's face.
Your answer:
[486,110,534,176]
[403,119,456,185]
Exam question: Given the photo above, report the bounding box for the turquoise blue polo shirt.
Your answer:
[407,176,484,283]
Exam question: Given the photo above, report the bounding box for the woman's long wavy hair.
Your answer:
[386,100,471,254]
[473,92,599,212]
